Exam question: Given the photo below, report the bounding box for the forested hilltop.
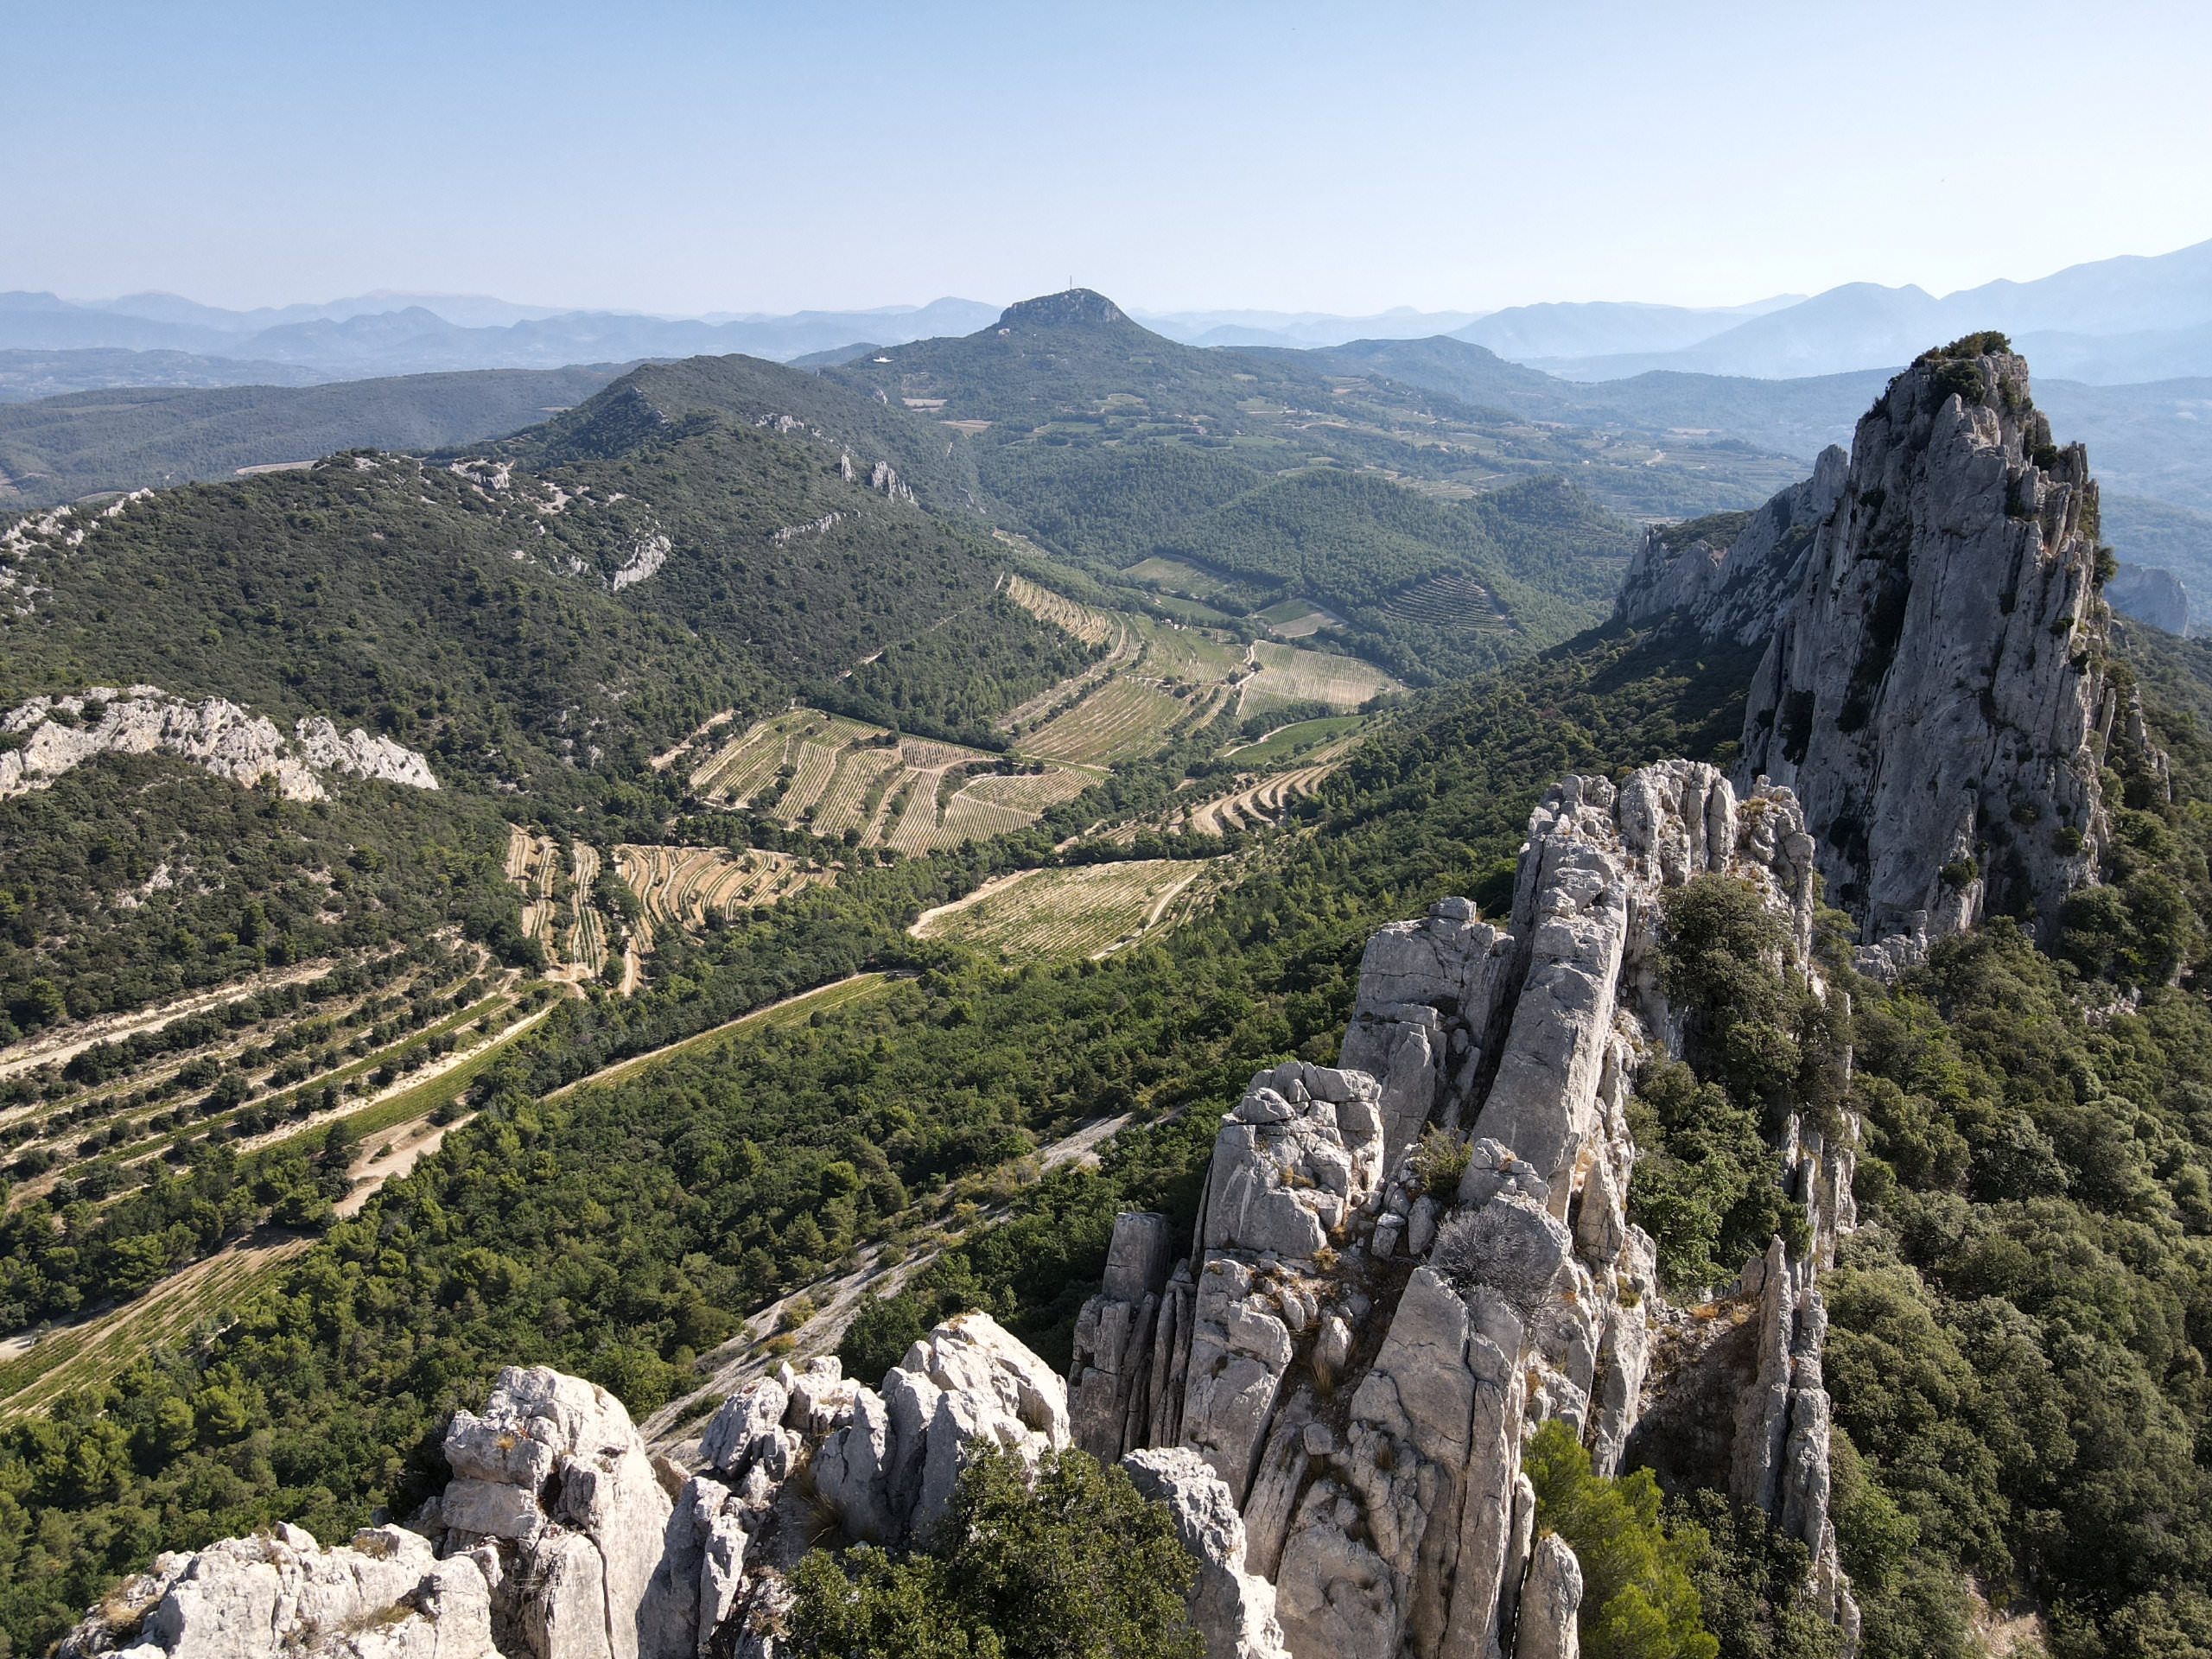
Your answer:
[6,326,2212,1659]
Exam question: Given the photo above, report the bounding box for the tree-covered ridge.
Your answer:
[0,365,631,511]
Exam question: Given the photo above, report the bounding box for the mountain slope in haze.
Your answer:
[0,348,329,403]
[0,290,1003,375]
[1451,293,1804,359]
[1523,237,2212,382]
[817,290,1826,679]
[0,365,633,509]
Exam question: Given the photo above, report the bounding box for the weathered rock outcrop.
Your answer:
[1614,447,1848,646]
[60,1524,494,1659]
[1066,758,1858,1659]
[60,1314,1084,1659]
[1,686,438,801]
[435,1366,672,1659]
[1070,1211,1181,1462]
[1123,1446,1292,1659]
[1736,343,2112,963]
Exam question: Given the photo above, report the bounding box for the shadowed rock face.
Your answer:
[2106,562,2188,634]
[1738,346,2111,958]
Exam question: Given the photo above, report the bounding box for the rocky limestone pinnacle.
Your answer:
[1737,340,2112,964]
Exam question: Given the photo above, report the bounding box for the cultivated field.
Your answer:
[1022,676,1226,766]
[912,860,1214,962]
[1383,570,1508,630]
[1003,572,1123,648]
[504,825,609,982]
[684,707,1096,853]
[614,844,830,939]
[1236,641,1402,717]
[1180,762,1343,835]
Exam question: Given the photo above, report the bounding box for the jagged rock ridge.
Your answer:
[1071,760,1860,1658]
[0,685,438,801]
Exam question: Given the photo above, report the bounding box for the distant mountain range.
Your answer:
[0,291,1003,385]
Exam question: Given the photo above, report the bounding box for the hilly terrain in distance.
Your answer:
[819,290,1821,681]
[0,289,1002,378]
[0,365,633,509]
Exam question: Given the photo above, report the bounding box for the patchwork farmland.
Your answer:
[677,707,1095,853]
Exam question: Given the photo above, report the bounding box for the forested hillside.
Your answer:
[0,365,630,508]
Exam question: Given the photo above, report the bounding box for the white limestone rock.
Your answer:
[59,1523,494,1659]
[1123,1446,1292,1659]
[441,1366,672,1659]
[1513,1533,1583,1659]
[1069,1211,1179,1461]
[1613,447,1848,646]
[0,687,437,802]
[1737,347,2112,950]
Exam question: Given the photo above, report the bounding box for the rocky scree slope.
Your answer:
[53,765,1853,1659]
[1618,339,2142,979]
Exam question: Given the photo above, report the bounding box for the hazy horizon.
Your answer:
[10,0,2210,318]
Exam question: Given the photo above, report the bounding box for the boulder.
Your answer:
[59,1524,494,1659]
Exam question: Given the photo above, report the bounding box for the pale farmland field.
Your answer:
[1236,641,1402,717]
[683,707,1091,853]
[1022,676,1209,765]
[911,859,1214,961]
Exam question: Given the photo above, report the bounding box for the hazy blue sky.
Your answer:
[7,0,2209,316]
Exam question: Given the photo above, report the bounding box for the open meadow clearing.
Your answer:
[911,859,1214,962]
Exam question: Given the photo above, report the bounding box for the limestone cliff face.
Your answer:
[1736,345,2111,963]
[0,685,439,802]
[1070,763,1859,1659]
[1613,446,1848,647]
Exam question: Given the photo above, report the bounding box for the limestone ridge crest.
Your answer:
[1624,341,2159,977]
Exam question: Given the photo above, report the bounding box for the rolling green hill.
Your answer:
[0,365,633,509]
[821,291,1775,679]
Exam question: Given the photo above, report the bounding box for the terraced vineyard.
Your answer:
[1236,640,1402,716]
[1179,761,1343,835]
[613,845,831,940]
[683,707,1096,853]
[687,709,883,810]
[1384,569,1509,630]
[1001,571,1124,647]
[911,859,1215,962]
[566,843,608,974]
[504,825,608,982]
[1022,675,1226,765]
